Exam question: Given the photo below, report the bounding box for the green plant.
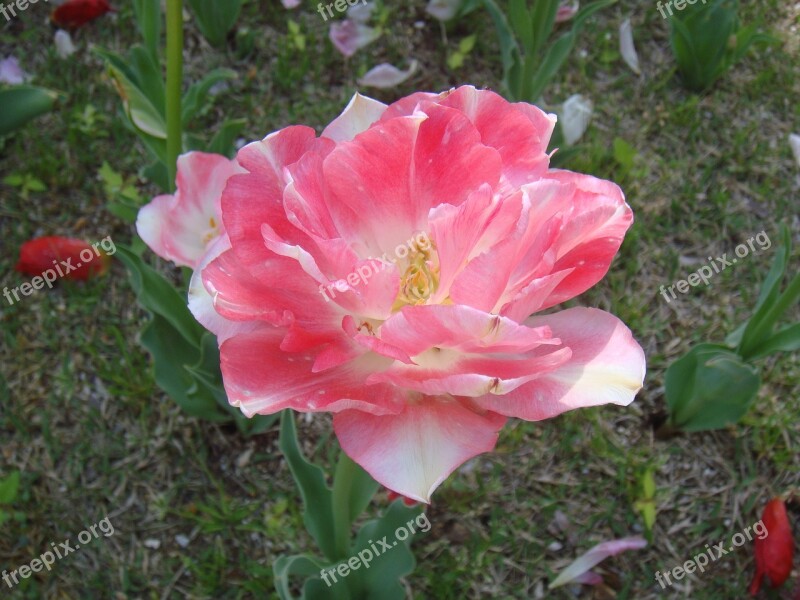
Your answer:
[0,471,22,527]
[98,161,143,222]
[2,172,46,200]
[669,0,773,92]
[447,34,477,70]
[0,85,60,136]
[96,0,240,192]
[186,0,242,48]
[663,225,799,433]
[481,0,615,103]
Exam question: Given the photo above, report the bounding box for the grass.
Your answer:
[1,0,798,598]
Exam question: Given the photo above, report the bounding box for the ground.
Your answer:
[0,0,798,598]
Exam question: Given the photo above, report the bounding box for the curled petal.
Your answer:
[560,94,593,146]
[330,20,381,57]
[619,18,641,75]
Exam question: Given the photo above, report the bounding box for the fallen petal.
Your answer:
[619,18,641,75]
[281,0,301,7]
[550,536,647,588]
[0,56,30,85]
[54,30,77,58]
[789,133,800,169]
[329,20,381,57]
[358,60,418,89]
[556,0,579,22]
[559,94,593,145]
[426,0,461,21]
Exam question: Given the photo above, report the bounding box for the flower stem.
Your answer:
[165,0,183,192]
[332,450,358,560]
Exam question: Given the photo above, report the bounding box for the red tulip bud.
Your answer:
[51,0,113,29]
[749,499,795,595]
[16,236,110,282]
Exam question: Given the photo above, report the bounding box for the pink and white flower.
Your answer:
[139,86,646,503]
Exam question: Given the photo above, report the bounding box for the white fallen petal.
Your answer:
[556,0,579,22]
[357,60,418,89]
[619,18,641,75]
[560,94,593,146]
[789,133,800,168]
[281,0,300,8]
[54,30,77,59]
[426,0,461,21]
[550,536,647,588]
[348,1,375,23]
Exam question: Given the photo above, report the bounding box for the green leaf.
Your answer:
[482,0,522,95]
[744,323,800,361]
[115,246,203,345]
[527,31,576,102]
[207,118,246,157]
[509,0,533,53]
[186,0,242,47]
[613,137,636,172]
[279,411,338,562]
[447,51,465,70]
[2,174,23,186]
[182,68,237,124]
[133,0,162,59]
[344,501,422,599]
[0,86,59,136]
[529,0,558,57]
[666,343,760,432]
[273,554,327,600]
[458,34,477,54]
[96,48,167,139]
[0,471,20,504]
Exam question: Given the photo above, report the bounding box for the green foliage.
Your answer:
[99,161,144,223]
[633,468,656,541]
[186,0,242,47]
[0,471,23,527]
[115,246,276,435]
[665,225,798,432]
[2,172,46,200]
[669,0,773,92]
[447,34,477,70]
[96,4,239,192]
[666,343,761,431]
[0,85,60,136]
[482,0,615,102]
[275,411,420,600]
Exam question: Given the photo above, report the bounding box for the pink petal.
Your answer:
[334,399,506,503]
[0,56,29,85]
[549,536,647,588]
[357,60,418,89]
[136,152,243,269]
[369,305,570,396]
[475,307,645,420]
[329,20,380,57]
[321,92,387,142]
[220,328,406,417]
[438,86,556,188]
[555,0,579,23]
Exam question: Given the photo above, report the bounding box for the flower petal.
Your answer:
[550,536,647,588]
[619,18,641,76]
[322,92,387,142]
[357,60,419,89]
[334,398,506,503]
[475,307,645,420]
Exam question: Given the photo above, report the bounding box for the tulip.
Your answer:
[16,236,110,281]
[749,498,795,595]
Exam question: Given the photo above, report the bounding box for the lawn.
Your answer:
[0,0,798,598]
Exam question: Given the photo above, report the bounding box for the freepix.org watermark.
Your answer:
[3,236,116,306]
[654,519,767,589]
[320,512,431,587]
[316,0,367,21]
[659,231,771,303]
[656,0,707,20]
[318,231,432,302]
[2,515,114,589]
[0,0,49,22]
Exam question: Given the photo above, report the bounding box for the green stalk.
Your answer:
[165,0,184,192]
[331,451,358,560]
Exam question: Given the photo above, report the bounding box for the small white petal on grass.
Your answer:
[143,538,161,549]
[560,94,593,146]
[549,536,647,588]
[175,534,190,548]
[281,0,300,8]
[358,60,418,89]
[330,20,381,57]
[426,0,461,21]
[348,1,375,23]
[619,18,641,75]
[54,30,77,59]
[789,133,800,168]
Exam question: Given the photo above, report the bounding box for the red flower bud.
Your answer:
[51,0,113,29]
[749,499,795,595]
[16,236,110,282]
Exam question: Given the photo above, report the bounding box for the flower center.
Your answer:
[392,242,440,311]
